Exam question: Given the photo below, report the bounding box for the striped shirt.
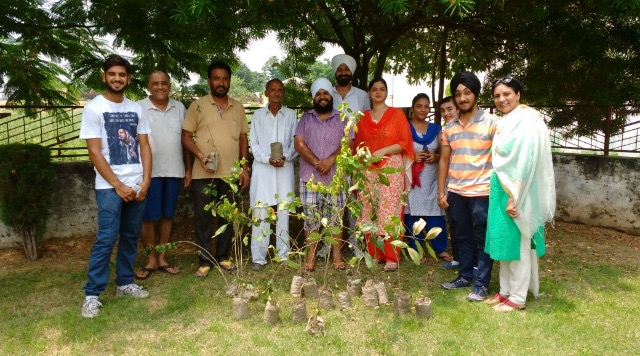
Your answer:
[441,108,497,197]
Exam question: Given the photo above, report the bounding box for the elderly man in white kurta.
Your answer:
[250,79,298,270]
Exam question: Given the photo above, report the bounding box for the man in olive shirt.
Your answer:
[182,61,250,277]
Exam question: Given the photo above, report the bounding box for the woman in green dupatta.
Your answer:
[484,77,556,312]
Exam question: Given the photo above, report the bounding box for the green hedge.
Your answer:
[0,144,56,258]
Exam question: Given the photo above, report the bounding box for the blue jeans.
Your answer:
[404,214,448,254]
[83,189,146,296]
[447,192,493,288]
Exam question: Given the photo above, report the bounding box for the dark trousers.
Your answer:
[192,178,235,267]
[447,192,493,288]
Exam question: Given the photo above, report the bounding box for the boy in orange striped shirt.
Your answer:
[437,72,497,302]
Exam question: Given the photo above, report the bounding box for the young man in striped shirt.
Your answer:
[437,72,497,302]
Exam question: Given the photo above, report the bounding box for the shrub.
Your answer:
[0,144,56,260]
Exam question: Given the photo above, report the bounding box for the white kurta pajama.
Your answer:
[249,105,298,265]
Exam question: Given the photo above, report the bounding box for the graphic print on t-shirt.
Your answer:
[105,112,140,165]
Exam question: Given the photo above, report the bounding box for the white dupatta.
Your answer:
[492,105,556,239]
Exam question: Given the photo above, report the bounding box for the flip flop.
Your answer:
[135,267,156,280]
[332,261,346,270]
[384,262,398,272]
[437,252,454,262]
[304,263,315,272]
[158,264,180,275]
[217,260,237,272]
[195,266,210,278]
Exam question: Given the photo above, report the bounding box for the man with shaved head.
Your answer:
[135,71,190,280]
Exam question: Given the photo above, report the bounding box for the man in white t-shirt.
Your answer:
[79,54,152,318]
[135,71,190,280]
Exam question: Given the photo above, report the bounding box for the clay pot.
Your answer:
[303,277,319,299]
[318,287,334,310]
[415,297,432,319]
[346,276,362,297]
[363,280,379,307]
[232,297,250,320]
[374,281,389,305]
[290,275,304,298]
[337,291,352,310]
[270,142,283,161]
[393,290,411,315]
[263,300,280,324]
[291,297,308,323]
[305,315,326,337]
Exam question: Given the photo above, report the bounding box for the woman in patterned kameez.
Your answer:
[354,78,414,271]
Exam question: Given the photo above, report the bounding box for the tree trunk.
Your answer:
[436,27,449,126]
[22,226,38,260]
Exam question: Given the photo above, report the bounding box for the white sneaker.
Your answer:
[82,298,103,318]
[116,284,149,298]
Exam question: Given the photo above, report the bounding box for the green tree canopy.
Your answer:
[2,0,639,133]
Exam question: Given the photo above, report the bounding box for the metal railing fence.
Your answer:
[1,104,638,159]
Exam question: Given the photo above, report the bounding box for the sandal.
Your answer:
[384,262,398,272]
[217,260,237,272]
[484,293,508,306]
[195,266,210,278]
[158,264,180,275]
[304,263,315,272]
[332,261,346,270]
[437,252,454,262]
[493,299,525,312]
[135,267,156,280]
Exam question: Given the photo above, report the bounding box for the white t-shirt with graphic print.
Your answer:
[80,95,151,189]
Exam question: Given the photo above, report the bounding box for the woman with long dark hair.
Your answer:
[403,93,451,264]
[354,77,414,271]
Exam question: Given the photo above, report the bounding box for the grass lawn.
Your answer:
[0,221,638,355]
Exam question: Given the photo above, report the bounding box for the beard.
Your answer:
[457,97,478,115]
[210,84,229,98]
[314,97,334,113]
[336,74,352,87]
[105,81,128,94]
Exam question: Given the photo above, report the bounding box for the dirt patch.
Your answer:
[1,221,638,272]
[546,221,640,268]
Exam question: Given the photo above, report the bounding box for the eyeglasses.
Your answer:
[491,77,513,88]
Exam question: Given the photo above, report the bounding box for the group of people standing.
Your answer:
[78,53,555,318]
[437,72,556,312]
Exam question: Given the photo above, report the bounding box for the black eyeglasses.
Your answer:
[491,77,513,87]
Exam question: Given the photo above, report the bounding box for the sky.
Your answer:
[236,32,436,108]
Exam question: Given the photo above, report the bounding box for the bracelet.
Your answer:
[439,193,446,199]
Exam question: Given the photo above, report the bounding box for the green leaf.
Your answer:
[425,227,443,240]
[377,167,401,174]
[286,260,300,269]
[364,253,376,269]
[373,235,386,250]
[378,174,390,186]
[390,240,408,248]
[407,247,421,266]
[213,224,228,238]
[425,243,438,261]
